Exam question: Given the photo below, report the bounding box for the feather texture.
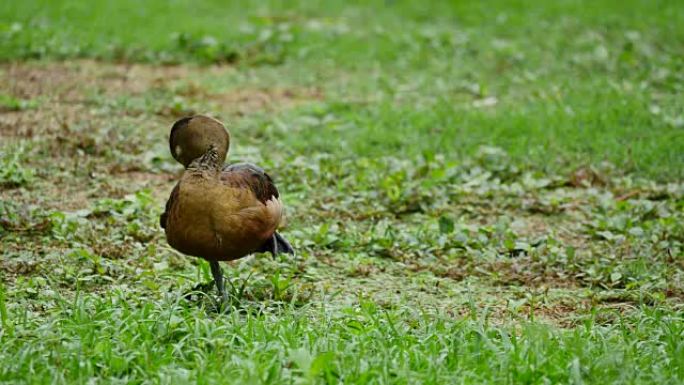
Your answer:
[161,161,292,261]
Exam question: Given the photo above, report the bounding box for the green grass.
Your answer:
[3,294,684,384]
[1,0,684,384]
[2,0,683,179]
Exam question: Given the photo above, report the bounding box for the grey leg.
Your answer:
[209,260,229,303]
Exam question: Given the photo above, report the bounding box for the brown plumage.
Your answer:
[162,149,284,260]
[160,115,294,302]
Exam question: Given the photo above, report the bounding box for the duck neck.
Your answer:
[187,146,222,174]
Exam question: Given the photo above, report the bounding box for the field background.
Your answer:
[1,1,683,384]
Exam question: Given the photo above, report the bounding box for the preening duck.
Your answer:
[160,115,294,302]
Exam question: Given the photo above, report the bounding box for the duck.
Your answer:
[160,115,294,302]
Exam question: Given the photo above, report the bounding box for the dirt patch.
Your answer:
[1,60,191,101]
[510,215,551,238]
[172,80,324,116]
[449,293,637,328]
[0,102,89,138]
[1,61,324,138]
[209,87,324,115]
[0,60,180,139]
[430,259,583,290]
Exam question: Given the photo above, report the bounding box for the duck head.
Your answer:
[170,115,230,167]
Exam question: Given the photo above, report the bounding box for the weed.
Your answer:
[0,1,683,383]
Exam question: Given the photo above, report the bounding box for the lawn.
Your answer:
[1,0,683,384]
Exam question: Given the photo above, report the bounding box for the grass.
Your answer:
[0,0,683,384]
[3,295,684,383]
[2,0,683,179]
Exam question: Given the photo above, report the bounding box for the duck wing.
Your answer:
[221,162,295,256]
[220,163,280,203]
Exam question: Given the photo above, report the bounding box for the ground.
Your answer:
[1,1,683,384]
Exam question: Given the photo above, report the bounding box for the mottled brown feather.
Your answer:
[161,161,283,261]
[221,163,279,204]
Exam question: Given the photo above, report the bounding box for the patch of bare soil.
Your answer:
[1,61,323,138]
[168,79,324,116]
[0,60,186,139]
[2,60,190,101]
[209,87,324,116]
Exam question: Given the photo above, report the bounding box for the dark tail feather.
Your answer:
[274,232,295,255]
[258,232,295,257]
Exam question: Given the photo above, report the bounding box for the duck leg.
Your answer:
[209,260,229,303]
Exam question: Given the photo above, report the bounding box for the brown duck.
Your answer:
[160,115,294,301]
